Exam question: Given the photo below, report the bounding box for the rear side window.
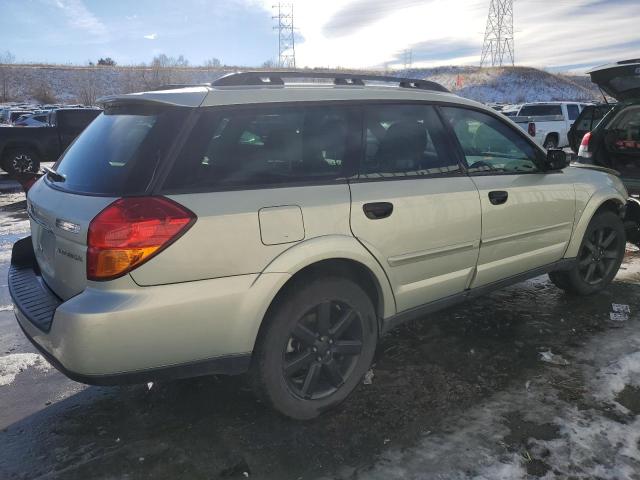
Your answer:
[52,105,189,195]
[163,105,357,191]
[567,104,580,121]
[441,107,542,174]
[606,107,640,152]
[361,104,459,177]
[519,104,563,116]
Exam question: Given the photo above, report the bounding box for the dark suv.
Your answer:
[577,60,640,194]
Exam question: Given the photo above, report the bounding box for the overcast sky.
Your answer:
[1,0,638,72]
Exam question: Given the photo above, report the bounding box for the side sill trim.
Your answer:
[381,258,576,334]
[17,320,251,386]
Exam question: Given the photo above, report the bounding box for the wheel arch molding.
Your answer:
[565,189,627,258]
[258,235,396,325]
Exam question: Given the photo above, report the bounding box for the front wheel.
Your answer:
[549,210,625,295]
[252,277,378,420]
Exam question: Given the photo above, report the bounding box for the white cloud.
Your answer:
[51,0,107,37]
[248,0,640,71]
[143,33,158,40]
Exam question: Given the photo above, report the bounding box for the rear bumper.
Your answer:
[9,236,288,385]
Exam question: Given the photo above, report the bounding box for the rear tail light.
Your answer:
[578,132,592,159]
[527,122,536,137]
[87,196,196,281]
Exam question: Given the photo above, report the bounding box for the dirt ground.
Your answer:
[1,181,640,479]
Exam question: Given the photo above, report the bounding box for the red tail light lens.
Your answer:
[578,132,592,158]
[87,197,196,281]
[527,122,536,137]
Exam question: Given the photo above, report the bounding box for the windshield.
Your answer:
[51,105,189,195]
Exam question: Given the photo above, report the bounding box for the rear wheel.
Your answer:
[252,277,377,420]
[549,210,625,295]
[543,134,559,150]
[2,148,40,175]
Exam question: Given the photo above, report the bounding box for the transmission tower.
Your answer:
[480,0,514,67]
[273,4,296,69]
[403,49,413,70]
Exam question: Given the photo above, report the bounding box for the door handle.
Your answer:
[363,202,394,220]
[488,190,508,205]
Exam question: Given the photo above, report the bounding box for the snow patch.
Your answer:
[0,353,51,386]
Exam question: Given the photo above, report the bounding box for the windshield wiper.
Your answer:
[43,166,66,183]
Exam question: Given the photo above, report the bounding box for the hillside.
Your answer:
[403,66,602,104]
[0,64,602,106]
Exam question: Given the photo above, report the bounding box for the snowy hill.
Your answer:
[0,64,601,106]
[400,66,602,104]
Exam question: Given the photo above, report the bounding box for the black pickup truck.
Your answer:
[0,108,101,175]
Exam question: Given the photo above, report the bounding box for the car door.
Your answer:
[349,104,482,313]
[440,106,575,288]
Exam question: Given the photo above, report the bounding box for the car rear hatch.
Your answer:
[589,59,640,101]
[25,102,193,301]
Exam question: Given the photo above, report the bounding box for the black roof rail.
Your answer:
[212,71,449,93]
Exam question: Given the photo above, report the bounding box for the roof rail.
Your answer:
[154,83,212,91]
[212,71,449,93]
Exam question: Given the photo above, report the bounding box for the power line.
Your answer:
[272,3,296,69]
[480,0,515,67]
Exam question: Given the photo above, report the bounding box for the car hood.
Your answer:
[589,60,640,101]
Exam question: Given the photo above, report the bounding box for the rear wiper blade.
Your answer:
[43,166,66,182]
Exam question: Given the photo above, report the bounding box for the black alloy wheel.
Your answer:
[283,300,364,400]
[577,225,622,286]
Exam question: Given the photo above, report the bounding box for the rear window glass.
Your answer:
[51,106,188,195]
[519,105,563,116]
[567,104,580,121]
[60,110,101,130]
[162,105,357,191]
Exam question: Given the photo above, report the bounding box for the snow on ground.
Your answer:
[331,319,640,479]
[0,353,50,386]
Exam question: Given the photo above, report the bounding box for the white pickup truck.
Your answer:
[511,102,590,149]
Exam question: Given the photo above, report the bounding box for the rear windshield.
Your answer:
[51,105,188,195]
[519,104,563,117]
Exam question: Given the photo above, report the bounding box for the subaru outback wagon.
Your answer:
[10,72,629,419]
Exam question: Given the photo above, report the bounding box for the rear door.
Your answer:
[440,106,575,288]
[349,104,481,313]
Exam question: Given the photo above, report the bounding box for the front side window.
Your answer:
[361,104,459,178]
[441,107,542,174]
[164,105,356,190]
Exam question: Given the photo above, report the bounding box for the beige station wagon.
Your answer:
[10,72,629,419]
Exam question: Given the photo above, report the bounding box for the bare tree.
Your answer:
[143,54,190,89]
[204,57,221,68]
[31,78,57,104]
[77,69,99,106]
[0,51,16,102]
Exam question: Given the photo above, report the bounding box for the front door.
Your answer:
[440,106,575,288]
[349,104,481,313]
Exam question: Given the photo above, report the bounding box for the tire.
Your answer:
[543,135,559,150]
[252,276,378,420]
[2,148,40,175]
[549,210,625,295]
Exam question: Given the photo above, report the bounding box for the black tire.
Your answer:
[2,148,40,175]
[252,276,378,420]
[543,135,559,150]
[549,210,625,295]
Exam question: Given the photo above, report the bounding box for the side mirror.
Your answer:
[544,149,569,171]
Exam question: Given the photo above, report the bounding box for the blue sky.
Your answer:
[1,0,639,72]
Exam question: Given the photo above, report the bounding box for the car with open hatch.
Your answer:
[10,71,630,420]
